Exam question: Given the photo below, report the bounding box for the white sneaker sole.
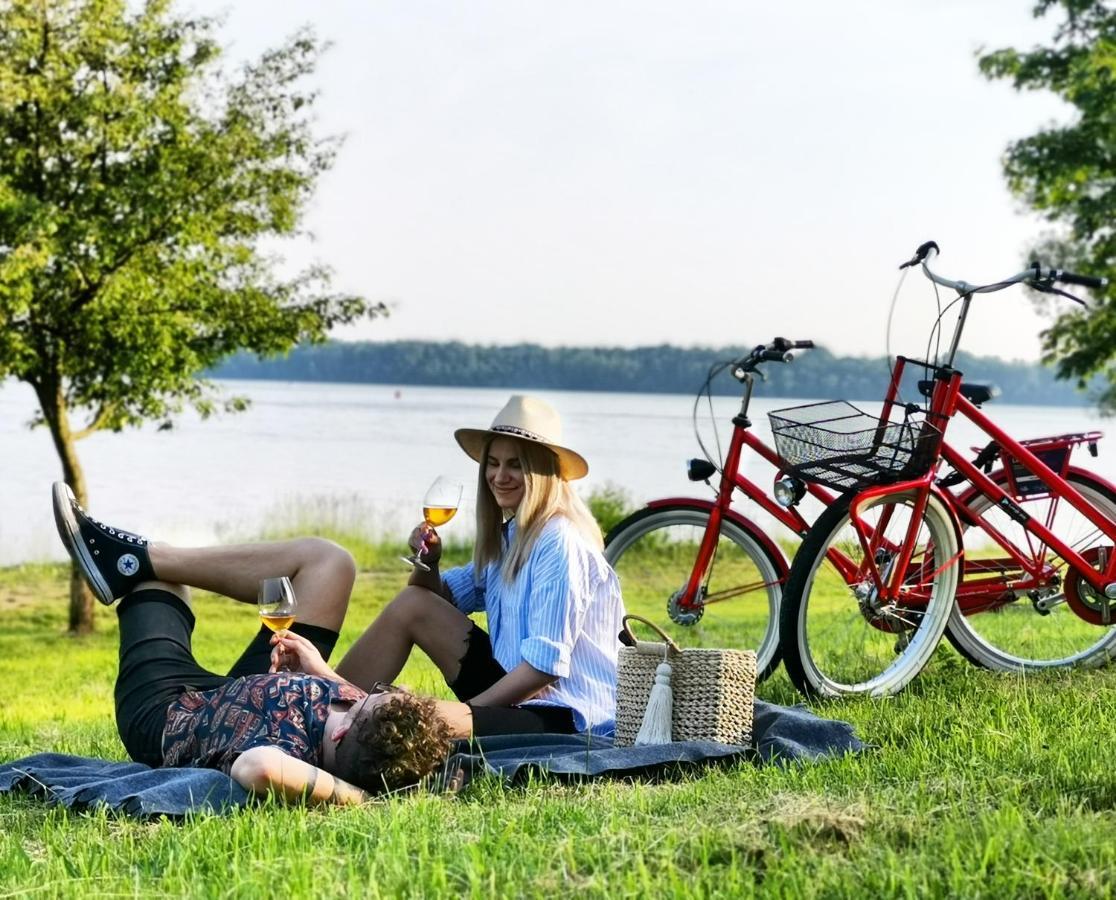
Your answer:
[51,482,114,606]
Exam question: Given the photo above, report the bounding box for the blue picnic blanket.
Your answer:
[0,755,248,816]
[0,700,864,817]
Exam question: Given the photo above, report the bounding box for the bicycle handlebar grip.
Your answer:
[899,240,940,269]
[762,349,791,362]
[1055,270,1107,289]
[793,340,815,349]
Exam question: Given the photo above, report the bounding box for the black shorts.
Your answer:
[114,590,339,766]
[448,623,576,737]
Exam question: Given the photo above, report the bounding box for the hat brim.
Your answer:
[454,428,589,481]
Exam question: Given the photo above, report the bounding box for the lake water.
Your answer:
[2,378,1112,565]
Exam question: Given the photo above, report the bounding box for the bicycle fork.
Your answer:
[846,480,964,613]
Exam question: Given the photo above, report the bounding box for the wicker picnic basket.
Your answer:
[614,615,757,747]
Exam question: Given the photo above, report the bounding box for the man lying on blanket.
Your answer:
[52,484,452,805]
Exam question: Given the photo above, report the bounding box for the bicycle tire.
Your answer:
[604,505,787,680]
[945,469,1116,670]
[779,487,960,699]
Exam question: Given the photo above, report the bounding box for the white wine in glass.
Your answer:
[258,576,297,634]
[403,476,464,571]
[423,505,458,527]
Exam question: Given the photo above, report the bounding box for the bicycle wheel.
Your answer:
[945,470,1116,670]
[604,505,786,680]
[779,488,959,699]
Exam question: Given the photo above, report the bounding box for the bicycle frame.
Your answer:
[774,245,1115,698]
[934,381,1116,610]
[844,354,1116,620]
[662,381,838,615]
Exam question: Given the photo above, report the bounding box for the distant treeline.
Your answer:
[211,341,1102,406]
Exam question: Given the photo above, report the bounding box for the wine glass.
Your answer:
[402,476,464,571]
[258,576,297,634]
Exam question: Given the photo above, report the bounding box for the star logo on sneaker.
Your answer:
[117,554,140,577]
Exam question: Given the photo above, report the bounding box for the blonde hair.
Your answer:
[474,436,603,580]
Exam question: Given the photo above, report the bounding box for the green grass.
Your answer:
[5,547,1116,898]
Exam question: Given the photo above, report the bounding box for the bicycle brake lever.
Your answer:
[1030,280,1088,307]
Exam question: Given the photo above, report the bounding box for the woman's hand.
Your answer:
[269,630,336,679]
[409,523,442,567]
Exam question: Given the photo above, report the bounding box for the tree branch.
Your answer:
[72,400,118,441]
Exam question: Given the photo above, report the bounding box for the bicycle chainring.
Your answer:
[667,587,705,626]
[1064,546,1116,626]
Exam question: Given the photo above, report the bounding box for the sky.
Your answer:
[183,0,1075,362]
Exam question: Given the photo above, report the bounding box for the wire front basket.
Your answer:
[768,400,941,493]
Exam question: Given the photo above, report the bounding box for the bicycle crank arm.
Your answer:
[699,579,786,605]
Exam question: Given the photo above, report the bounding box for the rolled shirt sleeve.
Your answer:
[517,531,586,679]
[438,516,623,735]
[442,562,485,614]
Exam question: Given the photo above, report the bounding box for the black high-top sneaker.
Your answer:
[52,482,156,605]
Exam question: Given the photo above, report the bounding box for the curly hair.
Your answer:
[333,693,452,794]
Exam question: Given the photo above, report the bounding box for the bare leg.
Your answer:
[148,538,355,631]
[334,586,472,689]
[432,700,473,740]
[131,579,191,606]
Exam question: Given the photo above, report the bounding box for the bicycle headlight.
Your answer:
[774,476,805,508]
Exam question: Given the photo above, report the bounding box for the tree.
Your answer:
[0,0,382,632]
[979,0,1116,409]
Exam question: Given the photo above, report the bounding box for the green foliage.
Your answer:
[583,482,634,536]
[214,340,1104,406]
[0,0,380,431]
[979,1,1116,410]
[0,0,383,629]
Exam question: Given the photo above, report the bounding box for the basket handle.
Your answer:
[620,615,682,655]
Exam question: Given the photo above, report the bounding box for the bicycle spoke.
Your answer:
[949,472,1116,669]
[604,507,785,677]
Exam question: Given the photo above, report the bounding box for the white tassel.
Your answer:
[634,661,673,746]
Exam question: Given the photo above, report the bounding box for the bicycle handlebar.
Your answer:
[733,337,814,380]
[899,240,1107,368]
[906,241,1108,296]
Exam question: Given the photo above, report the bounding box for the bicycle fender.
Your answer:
[847,482,965,554]
[643,497,790,576]
[1066,465,1116,496]
[952,465,1116,514]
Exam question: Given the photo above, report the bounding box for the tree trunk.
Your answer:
[35,378,96,634]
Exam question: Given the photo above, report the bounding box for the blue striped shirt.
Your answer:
[442,516,625,736]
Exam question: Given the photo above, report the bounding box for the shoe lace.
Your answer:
[78,503,148,546]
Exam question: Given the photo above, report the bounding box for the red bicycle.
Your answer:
[603,337,831,680]
[774,242,1116,698]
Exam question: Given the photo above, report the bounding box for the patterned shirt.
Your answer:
[442,516,625,736]
[161,673,366,774]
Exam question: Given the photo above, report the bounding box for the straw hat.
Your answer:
[454,395,589,480]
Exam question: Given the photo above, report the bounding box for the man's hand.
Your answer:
[269,630,336,679]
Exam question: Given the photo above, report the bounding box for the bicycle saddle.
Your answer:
[917,380,999,407]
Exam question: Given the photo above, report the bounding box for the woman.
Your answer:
[336,395,625,737]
